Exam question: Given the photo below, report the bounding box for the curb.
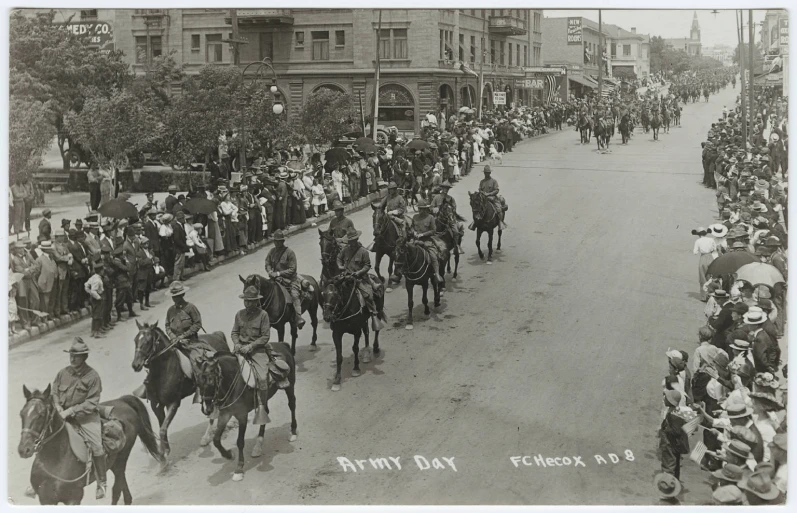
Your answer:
[9,189,387,349]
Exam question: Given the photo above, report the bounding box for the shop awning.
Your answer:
[569,74,596,89]
[755,71,783,87]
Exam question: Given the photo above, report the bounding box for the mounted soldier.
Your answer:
[335,227,386,329]
[472,166,507,230]
[264,230,306,329]
[431,180,465,254]
[327,200,355,247]
[51,338,107,499]
[411,199,445,283]
[231,286,290,426]
[377,182,408,237]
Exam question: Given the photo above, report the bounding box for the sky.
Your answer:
[545,9,769,48]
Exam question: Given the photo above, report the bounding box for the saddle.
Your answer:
[65,407,127,463]
[222,337,289,390]
[274,276,314,303]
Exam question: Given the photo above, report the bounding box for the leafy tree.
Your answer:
[9,10,131,170]
[239,83,303,159]
[9,97,54,180]
[66,90,163,195]
[297,89,358,148]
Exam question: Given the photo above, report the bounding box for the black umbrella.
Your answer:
[706,251,758,276]
[354,142,379,154]
[325,147,350,166]
[407,139,431,151]
[98,198,138,219]
[184,198,218,216]
[354,136,376,147]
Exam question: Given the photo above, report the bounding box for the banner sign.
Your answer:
[567,18,583,45]
[62,22,114,54]
[493,92,506,105]
[779,18,789,54]
[523,66,566,75]
[515,78,545,89]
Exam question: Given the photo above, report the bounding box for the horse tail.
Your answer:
[118,395,164,463]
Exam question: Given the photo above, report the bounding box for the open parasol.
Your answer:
[324,147,350,166]
[407,139,431,151]
[735,262,785,288]
[183,198,218,216]
[353,136,376,148]
[706,251,758,277]
[98,199,138,219]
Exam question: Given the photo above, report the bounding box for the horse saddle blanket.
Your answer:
[65,417,127,463]
[235,351,289,390]
[276,277,314,303]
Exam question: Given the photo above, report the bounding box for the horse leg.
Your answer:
[405,281,415,330]
[111,459,133,505]
[374,252,384,285]
[497,229,503,252]
[351,331,361,377]
[212,410,233,460]
[476,228,484,260]
[373,326,380,356]
[487,229,494,263]
[422,280,431,315]
[433,273,441,308]
[308,304,319,351]
[159,401,180,460]
[290,321,298,356]
[200,418,215,447]
[331,330,343,391]
[453,247,459,279]
[231,412,248,481]
[276,324,285,343]
[251,425,266,458]
[286,385,298,442]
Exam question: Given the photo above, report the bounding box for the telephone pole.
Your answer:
[598,10,603,100]
[737,10,747,146]
[372,10,382,141]
[748,10,755,145]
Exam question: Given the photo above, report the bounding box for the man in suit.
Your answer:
[51,229,73,316]
[171,211,189,282]
[36,240,57,315]
[38,209,52,242]
[67,228,90,312]
[82,222,102,261]
[143,208,161,259]
[164,185,179,212]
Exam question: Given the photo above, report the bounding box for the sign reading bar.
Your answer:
[780,18,789,54]
[62,22,114,54]
[493,92,507,105]
[567,18,583,45]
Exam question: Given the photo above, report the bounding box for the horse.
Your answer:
[662,108,671,133]
[321,274,383,391]
[371,204,403,290]
[196,344,297,482]
[651,112,661,141]
[468,191,503,264]
[131,321,229,458]
[393,234,442,330]
[18,387,163,505]
[593,118,611,152]
[239,273,321,355]
[578,113,592,144]
[318,228,342,290]
[435,212,462,280]
[673,106,681,126]
[619,114,631,145]
[641,109,650,133]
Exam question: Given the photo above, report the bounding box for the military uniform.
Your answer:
[431,188,464,253]
[478,174,507,227]
[379,190,408,237]
[329,215,356,240]
[411,205,445,282]
[336,240,379,316]
[166,299,204,369]
[264,239,305,328]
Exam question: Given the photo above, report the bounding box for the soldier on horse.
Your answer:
[327,200,355,245]
[430,180,465,255]
[470,166,507,230]
[335,227,385,329]
[378,181,408,237]
[411,199,446,283]
[265,230,307,329]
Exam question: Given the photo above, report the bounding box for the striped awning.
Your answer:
[569,74,597,89]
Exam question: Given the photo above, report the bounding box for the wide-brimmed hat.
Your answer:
[332,200,345,211]
[712,485,744,505]
[710,224,729,237]
[730,339,751,351]
[387,181,398,189]
[440,180,453,189]
[712,289,729,299]
[749,391,784,410]
[139,236,149,244]
[725,400,754,420]
[192,223,203,230]
[161,213,174,223]
[341,227,362,242]
[757,298,773,312]
[483,165,492,173]
[731,302,749,315]
[739,470,780,500]
[663,389,682,407]
[752,201,768,213]
[167,281,189,297]
[743,308,766,325]
[731,241,748,249]
[772,432,787,452]
[168,185,178,192]
[416,199,431,209]
[763,236,781,247]
[239,286,263,300]
[278,170,290,179]
[725,440,753,459]
[64,337,90,355]
[654,472,682,498]
[271,230,286,241]
[38,240,53,251]
[712,463,745,483]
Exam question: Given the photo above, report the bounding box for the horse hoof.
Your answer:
[386,287,393,293]
[289,434,298,443]
[486,260,493,265]
[331,384,341,392]
[352,369,361,377]
[308,344,319,352]
[360,349,372,363]
[199,436,211,447]
[405,324,414,330]
[251,438,264,458]
[232,472,244,482]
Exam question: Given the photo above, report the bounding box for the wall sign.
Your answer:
[568,18,582,45]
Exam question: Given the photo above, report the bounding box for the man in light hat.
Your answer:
[231,286,288,425]
[745,307,780,374]
[739,469,782,504]
[328,200,355,242]
[335,227,385,329]
[35,240,57,316]
[431,180,465,254]
[377,181,408,237]
[472,165,507,230]
[165,185,179,212]
[265,230,306,329]
[51,338,107,499]
[84,260,106,338]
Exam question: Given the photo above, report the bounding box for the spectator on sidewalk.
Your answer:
[84,261,105,338]
[135,237,154,310]
[87,167,101,211]
[67,229,90,313]
[51,229,72,317]
[98,168,112,207]
[11,175,27,234]
[158,213,175,282]
[172,211,189,282]
[21,174,35,233]
[10,241,40,329]
[111,246,135,322]
[142,208,161,260]
[99,246,114,331]
[83,222,102,261]
[38,209,52,242]
[165,185,179,212]
[35,240,57,316]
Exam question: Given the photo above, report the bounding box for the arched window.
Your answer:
[378,83,415,129]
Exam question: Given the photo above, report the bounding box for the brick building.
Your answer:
[541,16,610,98]
[38,8,543,133]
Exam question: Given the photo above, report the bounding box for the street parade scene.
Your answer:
[4,6,790,508]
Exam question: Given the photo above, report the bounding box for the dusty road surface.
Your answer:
[7,84,739,506]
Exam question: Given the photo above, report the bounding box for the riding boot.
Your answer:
[133,377,148,399]
[430,255,444,283]
[93,454,108,500]
[292,296,306,329]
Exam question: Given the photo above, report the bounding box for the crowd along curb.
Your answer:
[8,189,388,349]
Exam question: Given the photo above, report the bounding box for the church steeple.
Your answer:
[690,11,701,41]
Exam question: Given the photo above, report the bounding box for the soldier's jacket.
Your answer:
[166,302,202,339]
[329,216,355,239]
[336,244,371,274]
[380,194,407,216]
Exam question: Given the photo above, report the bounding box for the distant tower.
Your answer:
[690,11,701,41]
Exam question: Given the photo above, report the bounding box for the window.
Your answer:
[482,10,486,19]
[392,29,407,59]
[80,9,97,20]
[491,10,495,18]
[459,33,465,61]
[623,44,631,56]
[206,34,223,63]
[135,36,148,64]
[312,31,330,61]
[499,41,505,65]
[260,33,274,60]
[295,31,305,47]
[470,36,476,63]
[533,46,541,66]
[470,9,475,16]
[335,30,345,47]
[533,12,541,32]
[490,39,495,63]
[516,43,520,66]
[611,43,617,57]
[379,29,391,59]
[379,29,407,60]
[524,45,528,66]
[508,43,512,67]
[439,30,453,60]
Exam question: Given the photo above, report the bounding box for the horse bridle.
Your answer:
[253,276,289,325]
[395,239,430,282]
[323,276,359,322]
[201,357,247,414]
[21,397,61,454]
[138,328,179,367]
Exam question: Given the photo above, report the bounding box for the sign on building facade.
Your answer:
[567,18,582,45]
[780,18,789,54]
[493,91,507,105]
[62,22,114,54]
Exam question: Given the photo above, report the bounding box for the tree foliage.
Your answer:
[297,89,358,147]
[649,35,725,76]
[9,97,55,179]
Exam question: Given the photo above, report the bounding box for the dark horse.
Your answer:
[239,273,321,354]
[371,204,403,290]
[578,113,592,144]
[641,109,650,133]
[468,191,503,263]
[435,212,462,280]
[594,118,612,152]
[662,107,671,133]
[196,343,297,482]
[393,234,444,330]
[132,320,229,458]
[18,387,162,505]
[318,228,342,289]
[651,111,661,141]
[619,114,631,145]
[321,274,384,390]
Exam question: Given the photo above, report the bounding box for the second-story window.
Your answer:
[312,31,330,61]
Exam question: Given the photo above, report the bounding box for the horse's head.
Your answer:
[321,281,341,323]
[132,319,164,372]
[195,352,223,417]
[19,384,54,459]
[239,274,260,291]
[371,203,387,235]
[318,230,339,270]
[469,191,486,221]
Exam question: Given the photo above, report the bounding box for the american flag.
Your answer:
[545,75,560,105]
[681,415,701,437]
[689,440,708,464]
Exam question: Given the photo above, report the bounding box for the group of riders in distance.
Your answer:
[18,145,510,504]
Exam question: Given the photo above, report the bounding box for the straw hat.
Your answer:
[64,337,90,355]
[654,473,681,498]
[239,286,263,300]
[167,281,189,297]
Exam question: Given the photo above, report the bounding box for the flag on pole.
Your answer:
[689,439,707,464]
[681,415,701,437]
[460,62,478,77]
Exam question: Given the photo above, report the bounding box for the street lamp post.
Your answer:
[238,57,283,183]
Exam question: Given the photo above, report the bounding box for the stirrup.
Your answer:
[192,389,202,404]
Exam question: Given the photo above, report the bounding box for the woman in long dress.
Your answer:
[99,168,113,206]
[331,166,344,202]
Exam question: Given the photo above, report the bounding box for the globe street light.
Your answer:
[239,57,283,182]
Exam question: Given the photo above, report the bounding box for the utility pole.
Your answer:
[372,10,382,141]
[479,15,486,120]
[748,10,755,145]
[737,10,747,146]
[598,10,603,100]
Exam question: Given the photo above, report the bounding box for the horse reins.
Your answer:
[256,276,289,326]
[399,242,430,282]
[325,277,360,322]
[206,358,247,412]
